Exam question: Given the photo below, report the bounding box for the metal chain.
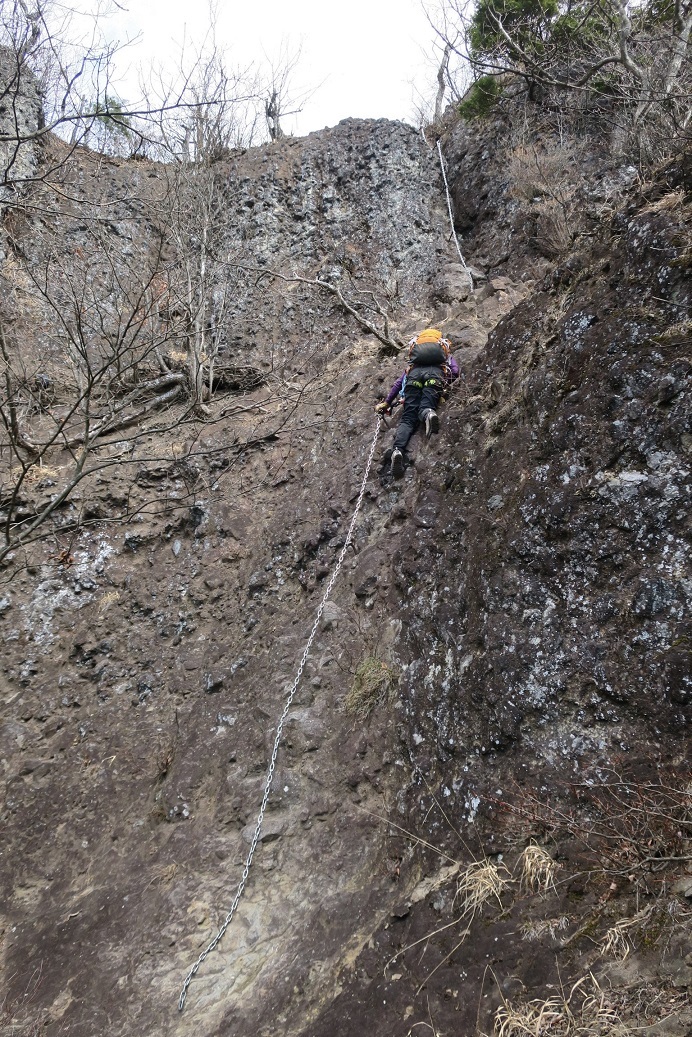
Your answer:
[436,138,472,279]
[178,418,382,1011]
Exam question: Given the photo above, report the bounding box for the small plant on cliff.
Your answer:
[458,74,502,119]
[487,763,692,972]
[507,142,579,203]
[507,141,582,256]
[494,765,692,891]
[344,656,398,720]
[86,94,134,154]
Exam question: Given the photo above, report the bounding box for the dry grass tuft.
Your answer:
[520,916,569,942]
[599,923,633,961]
[493,974,630,1037]
[534,201,574,257]
[385,858,510,994]
[599,904,655,961]
[165,348,189,369]
[639,189,686,215]
[17,463,63,486]
[344,656,398,720]
[517,844,559,895]
[655,317,692,343]
[454,859,509,917]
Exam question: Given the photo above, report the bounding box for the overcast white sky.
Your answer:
[101,0,450,137]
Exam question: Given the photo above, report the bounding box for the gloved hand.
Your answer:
[375,401,390,414]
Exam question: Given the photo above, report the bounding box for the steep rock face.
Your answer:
[442,111,641,277]
[0,113,690,1037]
[223,119,448,295]
[207,118,463,358]
[401,159,691,767]
[297,151,692,1037]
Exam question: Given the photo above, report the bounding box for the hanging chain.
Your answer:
[436,138,472,280]
[178,418,382,1011]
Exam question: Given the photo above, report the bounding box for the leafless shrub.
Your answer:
[607,981,691,1027]
[508,143,579,205]
[493,765,692,891]
[508,142,583,256]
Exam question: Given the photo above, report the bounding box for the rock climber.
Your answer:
[375,328,459,478]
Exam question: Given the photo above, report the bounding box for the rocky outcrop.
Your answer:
[0,110,690,1037]
[0,46,42,201]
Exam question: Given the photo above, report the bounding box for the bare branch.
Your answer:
[242,265,405,354]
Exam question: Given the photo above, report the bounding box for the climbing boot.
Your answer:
[424,409,439,437]
[390,448,405,479]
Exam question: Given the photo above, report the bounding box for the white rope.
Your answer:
[178,418,382,1011]
[436,138,472,280]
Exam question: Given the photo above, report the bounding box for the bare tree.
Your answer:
[0,1,144,178]
[143,34,262,410]
[435,42,453,122]
[159,163,229,410]
[0,201,192,560]
[143,29,316,408]
[145,31,263,161]
[262,41,317,140]
[0,0,266,182]
[410,12,470,129]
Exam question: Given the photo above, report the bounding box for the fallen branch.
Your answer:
[66,379,185,447]
[217,400,270,419]
[240,265,405,355]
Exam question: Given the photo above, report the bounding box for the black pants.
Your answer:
[393,378,443,452]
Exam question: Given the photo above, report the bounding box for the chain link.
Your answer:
[178,419,382,1011]
[436,139,472,279]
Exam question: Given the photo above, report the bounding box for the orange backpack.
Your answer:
[408,328,451,367]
